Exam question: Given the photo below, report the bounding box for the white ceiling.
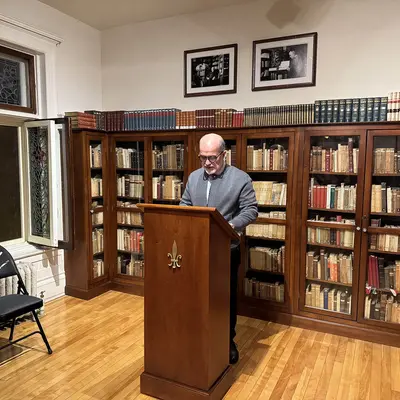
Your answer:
[38,0,255,30]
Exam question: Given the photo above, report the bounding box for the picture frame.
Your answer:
[252,32,318,91]
[184,44,238,97]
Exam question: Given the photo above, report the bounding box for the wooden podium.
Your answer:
[137,204,239,400]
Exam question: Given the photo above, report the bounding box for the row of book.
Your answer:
[253,181,287,206]
[371,184,400,214]
[92,228,104,254]
[310,139,359,173]
[92,211,103,226]
[152,144,185,170]
[246,144,288,171]
[374,148,400,174]
[364,293,400,323]
[117,210,143,226]
[117,255,144,278]
[152,175,183,200]
[367,255,400,291]
[305,250,353,284]
[225,146,237,166]
[117,229,144,254]
[258,211,286,219]
[308,180,357,211]
[307,227,354,249]
[387,92,400,121]
[93,260,104,279]
[305,284,352,314]
[116,147,144,170]
[91,176,103,197]
[370,231,400,253]
[116,175,144,199]
[244,278,284,303]
[314,97,388,124]
[249,246,285,273]
[67,93,396,131]
[90,144,102,168]
[246,223,285,240]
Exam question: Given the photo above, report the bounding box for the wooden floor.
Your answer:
[1,291,400,400]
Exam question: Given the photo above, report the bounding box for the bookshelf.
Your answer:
[359,129,400,328]
[65,123,400,346]
[239,130,295,312]
[299,129,366,321]
[65,131,110,299]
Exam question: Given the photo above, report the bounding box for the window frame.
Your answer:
[0,45,37,115]
[0,117,74,252]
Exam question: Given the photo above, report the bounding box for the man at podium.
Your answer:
[180,133,258,364]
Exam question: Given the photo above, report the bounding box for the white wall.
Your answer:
[0,0,102,114]
[101,0,400,111]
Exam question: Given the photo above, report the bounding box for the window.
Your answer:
[0,45,36,114]
[0,125,22,243]
[0,118,73,251]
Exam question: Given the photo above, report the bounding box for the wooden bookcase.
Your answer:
[65,123,400,346]
[65,130,110,299]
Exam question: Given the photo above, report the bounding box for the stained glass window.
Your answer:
[28,126,50,239]
[0,45,36,114]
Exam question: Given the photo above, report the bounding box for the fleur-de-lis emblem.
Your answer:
[167,240,182,269]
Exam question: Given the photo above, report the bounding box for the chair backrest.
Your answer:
[0,245,28,295]
[0,245,18,280]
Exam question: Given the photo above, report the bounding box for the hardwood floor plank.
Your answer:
[357,341,372,400]
[382,345,392,400]
[369,343,382,400]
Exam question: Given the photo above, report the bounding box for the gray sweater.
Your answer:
[179,165,258,234]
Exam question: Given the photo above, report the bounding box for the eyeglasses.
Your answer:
[198,151,224,163]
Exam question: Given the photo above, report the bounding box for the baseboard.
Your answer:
[110,281,144,297]
[65,282,110,300]
[140,366,232,400]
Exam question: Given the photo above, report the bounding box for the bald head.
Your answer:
[199,133,225,153]
[199,133,226,175]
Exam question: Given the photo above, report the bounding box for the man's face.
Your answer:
[199,141,225,175]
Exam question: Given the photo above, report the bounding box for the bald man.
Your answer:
[180,133,258,364]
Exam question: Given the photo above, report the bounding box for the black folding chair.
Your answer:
[0,245,52,354]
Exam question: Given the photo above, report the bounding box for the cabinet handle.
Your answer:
[356,226,361,231]
[90,209,94,214]
[363,228,367,233]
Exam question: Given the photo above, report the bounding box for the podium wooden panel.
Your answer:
[138,204,239,400]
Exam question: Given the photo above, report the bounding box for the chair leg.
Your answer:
[9,318,16,341]
[31,311,52,354]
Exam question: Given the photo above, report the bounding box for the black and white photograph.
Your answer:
[252,32,317,91]
[184,44,237,97]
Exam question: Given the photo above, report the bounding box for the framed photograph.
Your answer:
[184,44,238,97]
[252,32,317,91]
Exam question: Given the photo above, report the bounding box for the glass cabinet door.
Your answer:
[242,132,295,310]
[299,130,366,320]
[360,130,400,328]
[114,140,145,279]
[89,137,106,280]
